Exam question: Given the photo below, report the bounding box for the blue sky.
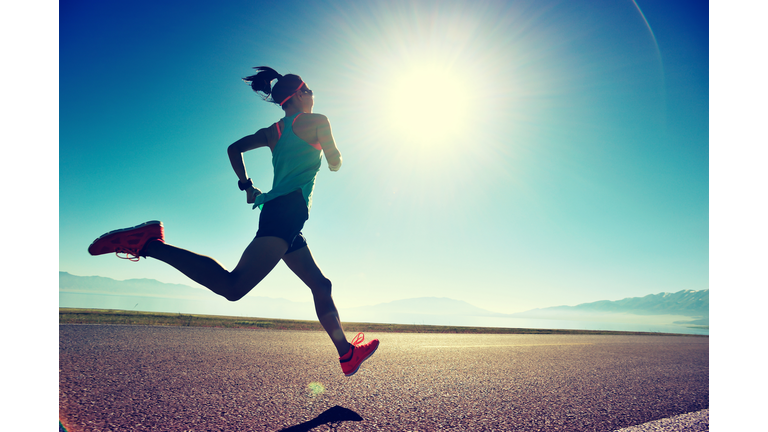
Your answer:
[57,0,710,314]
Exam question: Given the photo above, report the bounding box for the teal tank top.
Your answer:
[252,112,323,213]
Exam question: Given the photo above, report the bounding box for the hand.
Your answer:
[246,186,262,204]
[328,158,342,172]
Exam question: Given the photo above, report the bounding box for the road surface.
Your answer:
[59,325,708,431]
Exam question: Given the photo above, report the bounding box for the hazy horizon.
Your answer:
[59,271,708,335]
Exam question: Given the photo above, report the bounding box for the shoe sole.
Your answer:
[344,342,379,377]
[88,220,163,255]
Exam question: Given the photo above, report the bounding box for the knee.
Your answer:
[221,274,257,302]
[310,277,333,298]
[224,291,246,302]
[222,281,249,302]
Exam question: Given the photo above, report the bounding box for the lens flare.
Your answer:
[307,382,325,397]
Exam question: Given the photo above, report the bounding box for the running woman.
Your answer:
[87,66,379,377]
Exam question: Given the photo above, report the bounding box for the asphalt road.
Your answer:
[59,325,708,432]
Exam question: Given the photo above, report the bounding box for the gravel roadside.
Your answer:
[614,409,708,431]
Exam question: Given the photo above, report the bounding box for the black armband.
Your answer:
[238,178,253,191]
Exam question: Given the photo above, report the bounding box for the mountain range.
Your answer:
[59,271,317,320]
[513,289,709,317]
[59,272,709,332]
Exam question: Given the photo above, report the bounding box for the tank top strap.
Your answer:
[292,113,303,127]
[274,113,301,144]
[283,113,302,133]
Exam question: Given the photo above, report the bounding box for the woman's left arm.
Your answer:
[315,115,342,171]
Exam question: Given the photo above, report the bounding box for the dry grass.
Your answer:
[59,308,705,336]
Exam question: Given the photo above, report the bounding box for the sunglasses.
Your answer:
[301,88,314,96]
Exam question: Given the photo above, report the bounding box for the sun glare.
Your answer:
[382,62,474,147]
[325,0,514,192]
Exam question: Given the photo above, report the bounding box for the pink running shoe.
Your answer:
[87,221,164,261]
[339,332,379,377]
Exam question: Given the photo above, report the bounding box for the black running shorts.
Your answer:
[255,189,309,254]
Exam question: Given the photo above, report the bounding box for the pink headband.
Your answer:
[278,81,306,106]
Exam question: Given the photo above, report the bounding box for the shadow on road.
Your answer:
[278,405,363,431]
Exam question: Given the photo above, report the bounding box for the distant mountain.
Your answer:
[514,289,709,318]
[341,291,709,330]
[346,297,502,317]
[59,271,212,299]
[59,272,315,320]
[340,297,504,327]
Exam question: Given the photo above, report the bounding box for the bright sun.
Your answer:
[378,61,475,148]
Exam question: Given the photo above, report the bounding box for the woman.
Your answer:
[88,66,379,377]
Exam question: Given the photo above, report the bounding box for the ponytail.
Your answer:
[243,66,305,108]
[243,66,281,96]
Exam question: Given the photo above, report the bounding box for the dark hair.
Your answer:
[243,66,304,108]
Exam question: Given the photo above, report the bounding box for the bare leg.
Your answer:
[143,236,289,301]
[281,246,350,356]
